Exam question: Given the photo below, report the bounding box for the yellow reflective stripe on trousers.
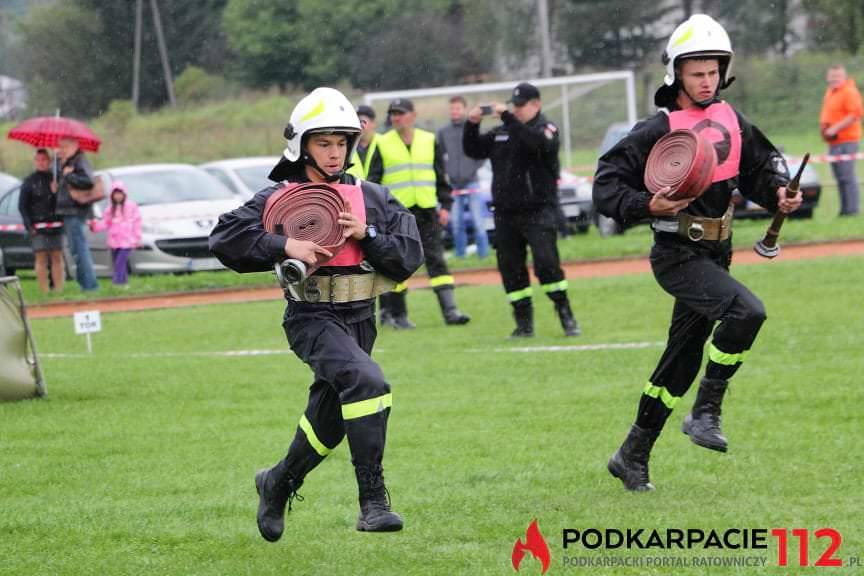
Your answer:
[342,393,393,420]
[299,414,332,456]
[708,343,749,366]
[642,382,680,409]
[541,280,569,293]
[392,281,407,293]
[507,287,532,302]
[429,275,454,287]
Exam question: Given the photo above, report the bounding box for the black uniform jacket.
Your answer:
[19,170,63,234]
[593,100,789,228]
[209,166,424,320]
[462,110,560,214]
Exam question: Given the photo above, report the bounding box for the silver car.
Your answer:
[91,164,242,274]
[200,156,280,200]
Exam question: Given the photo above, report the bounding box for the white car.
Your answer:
[91,164,242,274]
[199,157,280,200]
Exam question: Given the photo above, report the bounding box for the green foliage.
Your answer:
[804,0,864,54]
[100,100,136,133]
[2,257,863,574]
[174,66,229,103]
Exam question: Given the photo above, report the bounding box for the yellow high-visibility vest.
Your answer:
[377,128,437,209]
[347,134,379,180]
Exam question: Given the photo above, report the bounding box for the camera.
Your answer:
[480,105,494,116]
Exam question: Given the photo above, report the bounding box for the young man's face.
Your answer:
[58,138,79,160]
[306,133,348,177]
[359,115,376,140]
[34,152,51,172]
[827,67,847,89]
[512,99,541,124]
[449,101,466,121]
[678,59,721,103]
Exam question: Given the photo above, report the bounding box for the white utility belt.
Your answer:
[286,273,396,304]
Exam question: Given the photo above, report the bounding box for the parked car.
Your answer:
[444,160,594,249]
[1,165,240,277]
[593,122,820,235]
[200,157,280,200]
[91,164,242,274]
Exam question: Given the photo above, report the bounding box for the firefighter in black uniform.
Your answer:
[209,88,423,537]
[593,15,802,491]
[463,82,580,338]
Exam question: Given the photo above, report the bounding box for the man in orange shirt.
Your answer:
[820,64,861,216]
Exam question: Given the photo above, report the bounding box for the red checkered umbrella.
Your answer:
[7,116,102,153]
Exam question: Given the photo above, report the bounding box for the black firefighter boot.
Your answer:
[682,377,729,452]
[389,291,416,330]
[553,298,581,337]
[378,293,397,328]
[434,285,470,325]
[607,424,661,491]
[346,411,403,532]
[254,459,304,542]
[509,301,534,338]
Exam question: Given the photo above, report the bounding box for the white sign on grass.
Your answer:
[73,310,101,353]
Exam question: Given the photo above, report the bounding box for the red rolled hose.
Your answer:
[644,129,717,201]
[262,182,347,271]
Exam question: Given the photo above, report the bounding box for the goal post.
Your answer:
[363,71,637,169]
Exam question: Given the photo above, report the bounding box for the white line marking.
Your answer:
[42,349,291,359]
[475,341,665,353]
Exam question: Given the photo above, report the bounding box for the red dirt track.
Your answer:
[27,240,864,319]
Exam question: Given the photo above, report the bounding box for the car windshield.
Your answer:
[112,168,235,206]
[0,173,20,195]
[235,165,273,193]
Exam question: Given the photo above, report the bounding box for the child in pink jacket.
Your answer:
[91,180,141,286]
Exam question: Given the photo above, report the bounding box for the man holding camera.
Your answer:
[463,82,579,338]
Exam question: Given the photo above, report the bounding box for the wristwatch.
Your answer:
[365,224,378,240]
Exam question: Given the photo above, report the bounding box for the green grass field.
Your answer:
[2,254,862,575]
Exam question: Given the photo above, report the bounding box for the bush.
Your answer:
[174,66,229,104]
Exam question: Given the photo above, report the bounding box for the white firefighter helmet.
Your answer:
[663,14,733,87]
[282,87,361,163]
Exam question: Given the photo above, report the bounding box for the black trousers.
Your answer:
[640,236,766,421]
[410,206,450,280]
[494,206,566,296]
[281,306,392,478]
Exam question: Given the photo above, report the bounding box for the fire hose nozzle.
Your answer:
[275,259,307,287]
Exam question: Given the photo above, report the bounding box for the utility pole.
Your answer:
[537,0,553,78]
[150,0,176,106]
[132,0,143,111]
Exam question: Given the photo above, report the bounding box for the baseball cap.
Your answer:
[387,98,414,114]
[509,82,541,106]
[356,104,376,120]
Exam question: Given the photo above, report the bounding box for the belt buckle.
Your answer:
[687,222,705,242]
[303,277,321,303]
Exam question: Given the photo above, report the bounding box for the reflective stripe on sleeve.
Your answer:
[341,393,393,420]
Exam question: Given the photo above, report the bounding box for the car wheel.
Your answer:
[596,214,622,237]
[0,249,6,277]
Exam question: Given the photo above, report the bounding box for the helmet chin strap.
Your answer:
[680,82,717,109]
[302,153,345,183]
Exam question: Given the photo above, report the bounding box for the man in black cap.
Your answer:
[369,97,471,329]
[348,105,383,183]
[463,82,580,338]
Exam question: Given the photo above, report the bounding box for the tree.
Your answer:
[804,0,864,54]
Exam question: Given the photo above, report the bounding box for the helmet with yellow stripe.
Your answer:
[662,14,733,88]
[282,87,361,181]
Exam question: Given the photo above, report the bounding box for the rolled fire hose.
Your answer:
[262,182,346,285]
[644,129,717,201]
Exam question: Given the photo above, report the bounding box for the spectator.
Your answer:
[90,181,140,287]
[437,95,489,259]
[54,137,99,291]
[347,105,382,182]
[18,149,64,293]
[820,64,861,216]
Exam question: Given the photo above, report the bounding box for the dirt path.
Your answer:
[28,239,864,319]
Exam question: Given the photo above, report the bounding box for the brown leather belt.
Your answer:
[652,203,734,242]
[286,273,396,303]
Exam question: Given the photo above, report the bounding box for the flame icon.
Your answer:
[512,519,551,574]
